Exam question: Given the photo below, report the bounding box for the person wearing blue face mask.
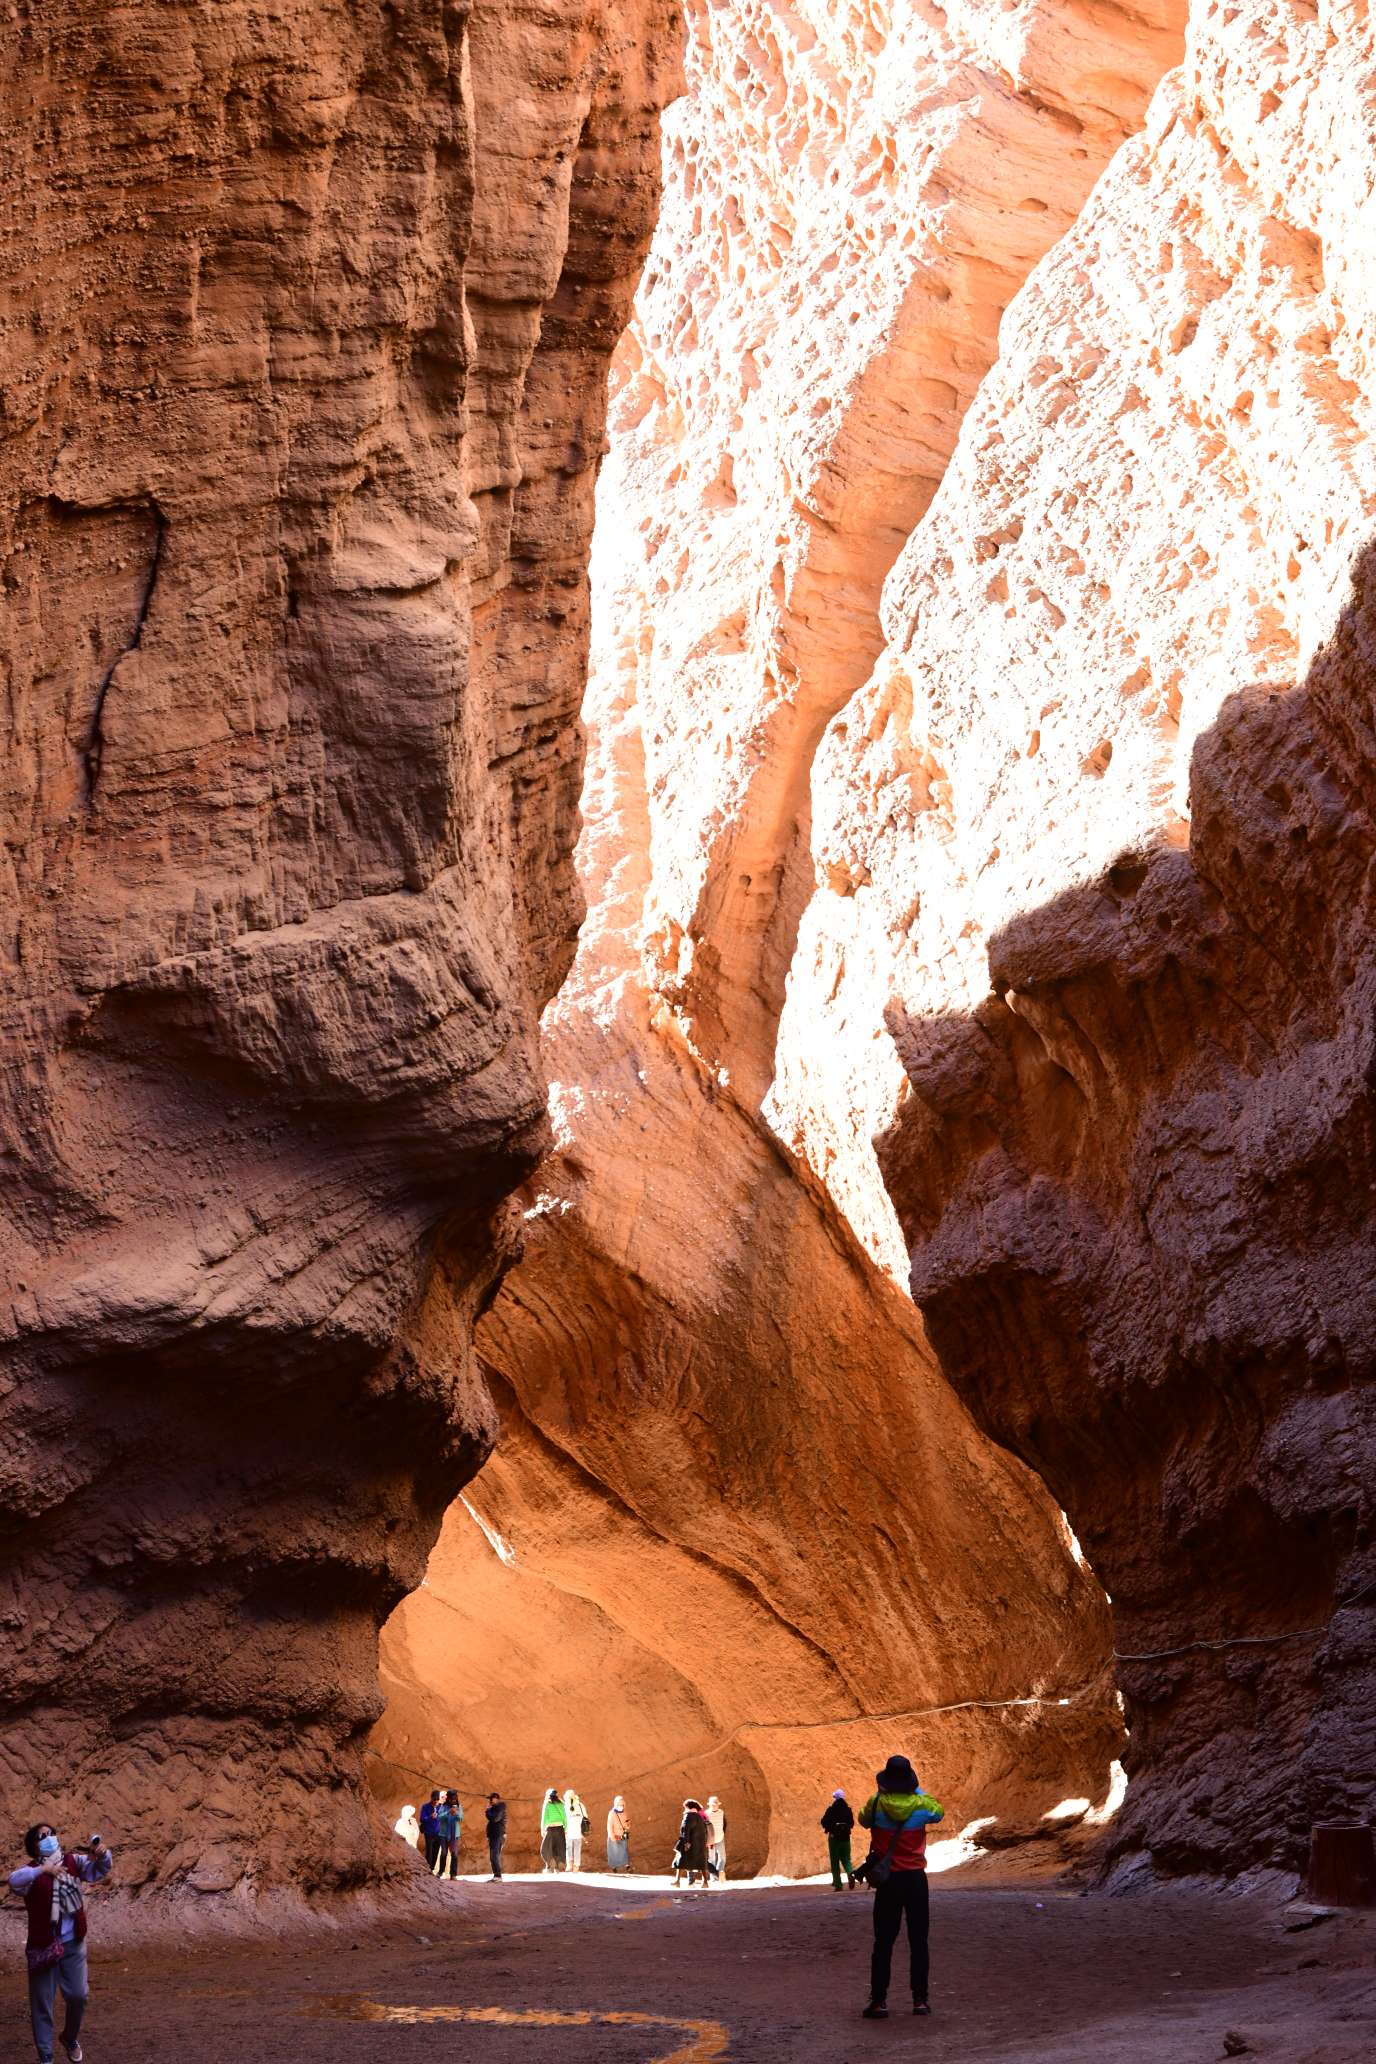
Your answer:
[9,1822,114,2064]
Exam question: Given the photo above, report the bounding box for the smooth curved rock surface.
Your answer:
[374,1037,1119,1872]
[0,0,678,1896]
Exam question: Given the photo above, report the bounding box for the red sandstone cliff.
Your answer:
[0,0,679,1896]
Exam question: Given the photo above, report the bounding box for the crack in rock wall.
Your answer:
[0,0,679,1900]
[374,0,1197,1872]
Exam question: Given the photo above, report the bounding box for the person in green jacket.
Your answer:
[821,1789,856,1889]
[539,1788,567,1873]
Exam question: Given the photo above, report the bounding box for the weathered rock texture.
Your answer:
[0,0,678,1896]
[793,0,1376,1875]
[374,0,1192,1869]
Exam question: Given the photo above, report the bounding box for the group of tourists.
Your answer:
[8,1750,942,2058]
[537,1787,591,1872]
[398,1785,638,1879]
[395,1787,728,1882]
[668,1796,727,1886]
[395,1754,942,2014]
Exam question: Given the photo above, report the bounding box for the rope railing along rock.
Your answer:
[369,1585,1368,1810]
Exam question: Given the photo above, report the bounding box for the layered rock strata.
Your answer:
[375,0,1189,1866]
[790,0,1376,1875]
[0,0,677,1895]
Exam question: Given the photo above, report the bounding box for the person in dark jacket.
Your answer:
[419,1790,441,1871]
[821,1788,856,1889]
[672,1800,713,1889]
[10,1821,114,2064]
[856,1754,944,2018]
[485,1793,507,1880]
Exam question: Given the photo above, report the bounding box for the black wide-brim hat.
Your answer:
[876,1755,918,1790]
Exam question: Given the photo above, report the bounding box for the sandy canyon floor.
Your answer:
[38,1869,1376,2064]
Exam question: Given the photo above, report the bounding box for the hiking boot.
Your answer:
[861,2002,889,2019]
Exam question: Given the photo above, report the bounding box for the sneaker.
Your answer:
[64,2048,84,2063]
[912,2000,931,2016]
[861,2003,889,2019]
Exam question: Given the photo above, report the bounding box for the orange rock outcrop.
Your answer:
[0,0,678,1895]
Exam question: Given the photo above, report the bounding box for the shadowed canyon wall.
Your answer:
[380,0,1375,1887]
[0,0,679,1895]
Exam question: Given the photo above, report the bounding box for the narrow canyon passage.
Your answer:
[372,0,1373,1902]
[367,0,1183,1881]
[0,31,1373,2064]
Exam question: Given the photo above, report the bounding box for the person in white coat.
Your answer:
[705,1795,727,1880]
[563,1789,587,1871]
[393,1804,422,1851]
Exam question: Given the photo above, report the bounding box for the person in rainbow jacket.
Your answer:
[856,1755,944,2019]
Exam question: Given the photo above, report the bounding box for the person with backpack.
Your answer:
[561,1791,590,1874]
[484,1793,507,1880]
[855,1755,944,2018]
[821,1788,857,1889]
[418,1790,441,1871]
[9,1821,114,2064]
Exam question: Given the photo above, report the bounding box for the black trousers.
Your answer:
[870,1870,929,2004]
[488,1834,505,1878]
[422,1831,439,1870]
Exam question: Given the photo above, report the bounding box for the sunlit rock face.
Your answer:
[0,0,678,1896]
[799,0,1376,1877]
[375,1058,1119,1874]
[374,0,1203,1867]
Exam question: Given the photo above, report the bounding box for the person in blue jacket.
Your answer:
[433,1790,463,1879]
[418,1790,441,1872]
